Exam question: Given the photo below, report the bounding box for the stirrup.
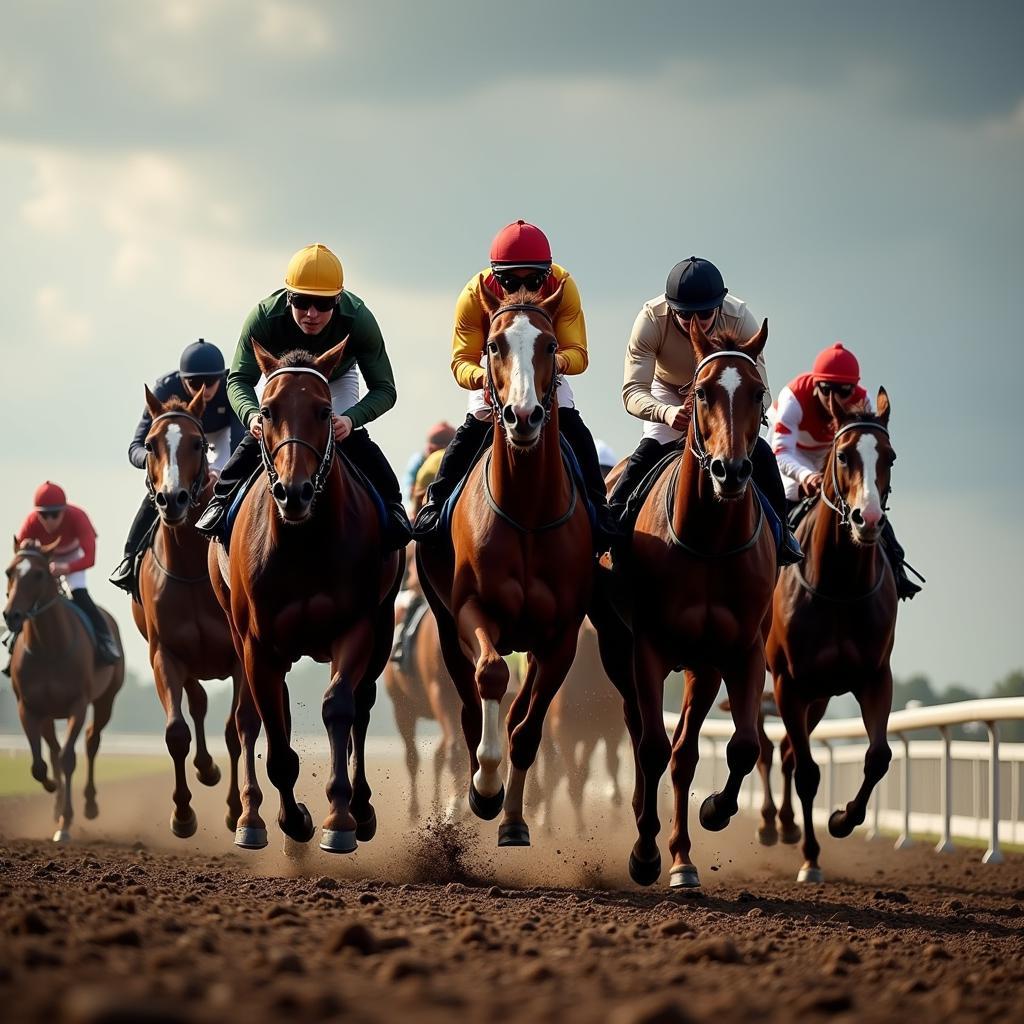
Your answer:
[778,529,804,567]
[411,502,442,541]
[195,498,228,535]
[109,555,135,593]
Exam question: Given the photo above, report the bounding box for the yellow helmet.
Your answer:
[284,244,344,296]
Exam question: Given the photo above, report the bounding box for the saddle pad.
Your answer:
[62,597,98,650]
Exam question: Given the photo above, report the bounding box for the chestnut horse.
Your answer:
[592,318,776,887]
[766,393,899,882]
[417,285,594,847]
[4,540,125,842]
[131,387,247,838]
[209,341,403,853]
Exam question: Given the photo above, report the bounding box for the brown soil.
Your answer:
[1,758,1022,1023]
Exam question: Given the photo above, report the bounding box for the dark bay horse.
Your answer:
[209,341,403,853]
[766,392,899,882]
[4,540,125,842]
[417,284,594,847]
[592,318,777,887]
[131,387,245,838]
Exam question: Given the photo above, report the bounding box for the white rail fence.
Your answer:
[665,697,1024,864]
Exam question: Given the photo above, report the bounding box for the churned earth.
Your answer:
[1,751,1022,1024]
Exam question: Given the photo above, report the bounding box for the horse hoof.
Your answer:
[319,829,357,854]
[780,823,802,845]
[828,808,861,839]
[41,778,57,794]
[355,809,377,843]
[669,864,701,889]
[84,801,99,821]
[797,865,824,884]
[757,825,778,847]
[282,803,316,844]
[498,822,531,847]
[52,829,71,845]
[699,793,734,832]
[196,762,221,787]
[171,810,198,839]
[469,781,505,821]
[628,850,662,887]
[234,825,268,850]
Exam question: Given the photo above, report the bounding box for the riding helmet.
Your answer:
[490,220,552,269]
[33,481,67,510]
[179,339,225,378]
[284,243,344,296]
[665,257,728,312]
[812,343,860,384]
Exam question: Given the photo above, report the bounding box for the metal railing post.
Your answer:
[935,726,954,853]
[982,722,1003,865]
[894,734,913,849]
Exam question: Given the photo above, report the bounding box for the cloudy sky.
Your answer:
[1,0,1021,691]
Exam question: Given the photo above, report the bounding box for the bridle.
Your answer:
[144,410,210,511]
[819,420,891,529]
[9,548,60,623]
[688,350,765,475]
[257,366,336,501]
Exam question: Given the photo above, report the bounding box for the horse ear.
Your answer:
[252,338,281,377]
[313,336,349,380]
[739,318,769,360]
[687,312,714,363]
[12,535,19,554]
[875,386,891,428]
[478,281,503,322]
[144,384,164,419]
[538,280,566,318]
[186,387,207,419]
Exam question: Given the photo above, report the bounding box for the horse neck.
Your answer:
[22,591,76,653]
[804,474,881,593]
[488,405,570,530]
[672,423,757,550]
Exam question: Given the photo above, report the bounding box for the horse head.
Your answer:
[687,316,769,500]
[4,539,60,634]
[253,337,348,524]
[478,283,565,451]
[824,388,894,544]
[143,386,209,526]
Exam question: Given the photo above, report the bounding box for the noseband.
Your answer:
[258,366,335,500]
[819,420,891,528]
[145,410,210,510]
[688,350,764,475]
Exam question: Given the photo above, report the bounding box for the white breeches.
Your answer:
[641,377,686,444]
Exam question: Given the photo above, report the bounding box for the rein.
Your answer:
[819,421,891,528]
[258,366,336,502]
[149,544,209,585]
[145,410,210,511]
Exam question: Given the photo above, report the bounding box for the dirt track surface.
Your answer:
[2,765,1024,1023]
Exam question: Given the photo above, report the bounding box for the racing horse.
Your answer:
[131,387,247,838]
[417,284,594,847]
[766,393,899,882]
[209,341,403,853]
[4,539,125,842]
[591,317,777,887]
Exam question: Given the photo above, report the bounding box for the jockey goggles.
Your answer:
[817,381,855,398]
[38,509,62,520]
[287,291,339,313]
[492,267,551,293]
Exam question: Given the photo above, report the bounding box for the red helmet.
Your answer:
[426,421,456,450]
[812,343,860,384]
[33,481,67,510]
[489,220,552,268]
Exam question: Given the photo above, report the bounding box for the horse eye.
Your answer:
[320,407,331,421]
[260,406,271,420]
[488,342,499,354]
[547,342,557,355]
[193,439,202,451]
[695,387,706,403]
[144,441,153,452]
[836,451,848,465]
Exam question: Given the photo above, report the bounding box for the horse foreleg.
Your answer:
[829,669,893,839]
[777,685,823,882]
[17,703,57,795]
[54,701,88,843]
[184,678,221,787]
[152,648,197,838]
[233,670,266,849]
[604,729,624,809]
[83,681,117,820]
[756,712,778,845]
[395,701,421,820]
[40,719,62,821]
[223,667,244,832]
[667,669,720,888]
[350,675,378,842]
[700,645,766,832]
[499,632,579,847]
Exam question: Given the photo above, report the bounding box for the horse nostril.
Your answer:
[155,492,167,508]
[502,406,517,425]
[300,482,314,503]
[528,405,544,427]
[710,459,727,481]
[851,508,864,526]
[737,459,752,482]
[174,490,189,508]
[272,482,288,503]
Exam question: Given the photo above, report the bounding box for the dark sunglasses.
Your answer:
[288,292,338,313]
[494,269,550,293]
[817,382,855,398]
[38,509,62,520]
[183,374,221,389]
[675,307,719,323]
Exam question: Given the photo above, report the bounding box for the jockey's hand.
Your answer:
[800,473,823,498]
[669,406,690,433]
[333,415,353,443]
[49,561,69,577]
[248,414,263,440]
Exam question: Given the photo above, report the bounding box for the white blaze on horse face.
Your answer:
[165,424,182,491]
[856,433,883,525]
[503,314,542,422]
[16,558,31,579]
[474,698,503,798]
[717,365,742,436]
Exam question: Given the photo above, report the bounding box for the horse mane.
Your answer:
[18,538,45,553]
[834,407,887,434]
[277,349,319,370]
[162,396,190,413]
[497,285,544,308]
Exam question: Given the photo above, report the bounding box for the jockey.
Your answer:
[402,421,456,509]
[607,256,803,565]
[413,220,615,550]
[195,244,410,549]
[109,339,245,593]
[768,342,922,600]
[10,483,120,664]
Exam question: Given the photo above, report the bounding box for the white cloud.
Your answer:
[34,287,94,348]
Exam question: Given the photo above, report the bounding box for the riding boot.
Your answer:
[880,519,923,601]
[413,414,491,542]
[390,593,425,666]
[71,588,120,664]
[196,433,261,536]
[751,436,804,566]
[109,495,158,593]
[341,428,412,552]
[607,437,668,527]
[558,407,619,553]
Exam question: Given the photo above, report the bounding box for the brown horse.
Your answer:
[209,341,403,853]
[4,540,125,842]
[592,318,777,887]
[766,393,899,882]
[130,387,246,838]
[417,285,594,847]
